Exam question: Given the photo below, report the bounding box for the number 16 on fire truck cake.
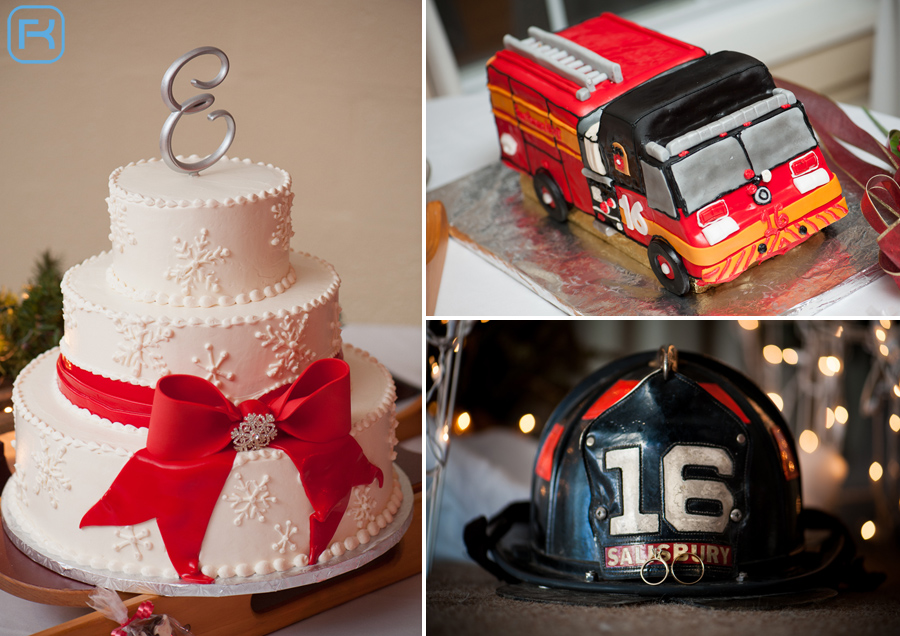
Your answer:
[487,13,848,295]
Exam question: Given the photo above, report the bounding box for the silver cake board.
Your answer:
[428,162,881,315]
[1,465,414,598]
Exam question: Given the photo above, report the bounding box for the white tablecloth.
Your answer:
[0,323,422,636]
[426,92,900,316]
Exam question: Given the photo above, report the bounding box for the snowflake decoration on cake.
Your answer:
[192,343,235,389]
[349,485,377,529]
[113,526,153,561]
[255,313,314,379]
[164,228,231,296]
[231,413,278,452]
[107,197,137,254]
[32,435,71,509]
[222,473,276,526]
[272,520,298,554]
[112,317,173,377]
[270,195,295,250]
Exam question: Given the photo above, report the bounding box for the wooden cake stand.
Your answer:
[0,398,422,635]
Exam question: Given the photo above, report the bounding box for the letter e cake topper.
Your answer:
[159,46,236,175]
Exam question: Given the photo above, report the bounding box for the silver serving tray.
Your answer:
[428,162,881,315]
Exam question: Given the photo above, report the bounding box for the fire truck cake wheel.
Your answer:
[533,170,570,223]
[647,238,690,296]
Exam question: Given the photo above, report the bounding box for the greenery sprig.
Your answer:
[0,251,64,384]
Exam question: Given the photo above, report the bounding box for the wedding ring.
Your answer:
[639,548,669,586]
[670,552,705,585]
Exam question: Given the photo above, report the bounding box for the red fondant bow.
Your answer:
[80,358,383,583]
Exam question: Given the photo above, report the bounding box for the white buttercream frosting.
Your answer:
[7,153,402,585]
[61,250,342,403]
[113,156,288,203]
[9,344,400,581]
[107,157,295,306]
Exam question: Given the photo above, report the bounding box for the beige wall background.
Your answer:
[0,0,421,325]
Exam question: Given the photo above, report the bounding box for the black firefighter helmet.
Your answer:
[465,346,869,602]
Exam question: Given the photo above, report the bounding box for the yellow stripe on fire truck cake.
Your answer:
[487,13,848,295]
[2,47,404,587]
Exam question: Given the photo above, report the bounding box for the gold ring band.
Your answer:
[639,549,669,586]
[670,552,705,585]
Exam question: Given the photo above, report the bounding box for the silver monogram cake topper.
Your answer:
[159,46,236,175]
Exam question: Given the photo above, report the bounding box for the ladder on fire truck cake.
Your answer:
[488,13,848,296]
[504,26,623,101]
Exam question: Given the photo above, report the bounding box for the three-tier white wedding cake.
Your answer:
[4,154,403,584]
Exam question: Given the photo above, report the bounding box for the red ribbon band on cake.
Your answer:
[56,348,344,428]
[57,356,155,427]
[76,356,382,584]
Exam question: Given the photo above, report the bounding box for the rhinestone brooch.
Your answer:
[231,413,278,452]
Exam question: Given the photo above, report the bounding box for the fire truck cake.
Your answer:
[487,13,848,295]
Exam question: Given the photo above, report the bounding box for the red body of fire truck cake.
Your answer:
[487,13,848,295]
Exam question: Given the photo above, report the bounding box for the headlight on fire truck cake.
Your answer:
[465,346,867,605]
[696,201,739,246]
